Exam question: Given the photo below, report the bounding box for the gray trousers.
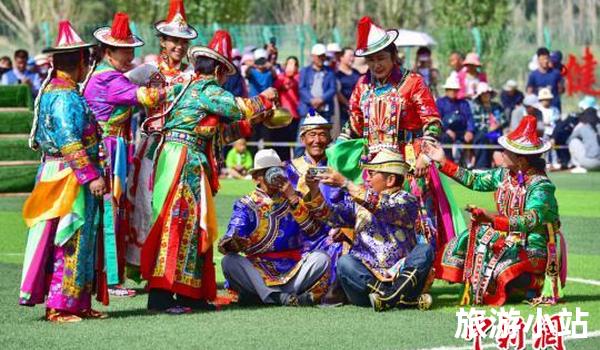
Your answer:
[222,251,330,305]
[569,139,600,170]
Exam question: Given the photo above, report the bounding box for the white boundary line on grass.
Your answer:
[416,330,600,350]
[568,277,600,286]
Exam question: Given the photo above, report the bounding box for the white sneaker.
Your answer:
[570,167,588,174]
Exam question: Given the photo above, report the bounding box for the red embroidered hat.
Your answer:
[155,0,197,40]
[94,12,144,48]
[498,115,551,155]
[188,30,237,76]
[43,20,95,53]
[354,16,398,57]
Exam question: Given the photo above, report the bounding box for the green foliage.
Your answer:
[433,0,511,28]
[0,111,33,134]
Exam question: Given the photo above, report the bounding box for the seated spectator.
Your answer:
[500,79,524,123]
[224,138,253,179]
[219,149,330,306]
[414,46,440,96]
[471,82,506,168]
[1,49,41,96]
[34,54,51,82]
[0,56,11,79]
[223,48,248,97]
[569,107,600,173]
[436,76,475,163]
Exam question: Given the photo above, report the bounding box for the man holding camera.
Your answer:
[219,149,331,306]
[284,112,349,304]
[304,149,434,312]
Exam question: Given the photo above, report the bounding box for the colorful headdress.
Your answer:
[498,115,551,155]
[155,0,197,40]
[354,16,398,57]
[94,12,144,48]
[188,30,236,76]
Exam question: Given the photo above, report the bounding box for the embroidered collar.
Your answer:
[48,70,77,90]
[158,53,187,77]
[303,154,327,166]
[368,66,404,88]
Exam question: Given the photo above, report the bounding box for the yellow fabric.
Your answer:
[23,168,80,228]
[199,169,218,253]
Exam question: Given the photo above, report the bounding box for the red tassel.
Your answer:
[110,12,132,40]
[166,0,187,22]
[356,16,373,51]
[209,30,232,60]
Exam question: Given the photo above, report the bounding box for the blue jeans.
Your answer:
[337,244,434,307]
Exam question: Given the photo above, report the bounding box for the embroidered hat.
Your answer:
[354,16,399,57]
[155,0,197,40]
[250,149,283,174]
[362,148,409,176]
[94,12,144,48]
[498,115,551,155]
[43,20,95,53]
[299,110,332,136]
[188,30,237,76]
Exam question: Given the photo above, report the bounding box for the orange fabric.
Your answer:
[23,170,80,228]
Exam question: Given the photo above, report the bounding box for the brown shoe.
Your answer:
[79,309,109,319]
[46,309,83,324]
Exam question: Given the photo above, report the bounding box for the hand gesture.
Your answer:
[422,142,447,165]
[89,177,106,197]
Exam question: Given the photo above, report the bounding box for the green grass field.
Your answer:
[1,174,599,349]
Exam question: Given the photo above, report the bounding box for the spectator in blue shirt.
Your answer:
[436,76,475,162]
[245,48,276,97]
[223,48,247,97]
[1,49,41,96]
[527,47,564,111]
[500,79,524,124]
[336,47,361,127]
[298,43,336,121]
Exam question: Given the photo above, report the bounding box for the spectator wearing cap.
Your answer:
[500,79,524,123]
[326,43,342,71]
[457,52,487,99]
[471,82,506,168]
[436,75,475,162]
[298,43,337,121]
[510,94,544,134]
[33,54,50,82]
[246,48,276,97]
[536,87,560,139]
[527,47,564,111]
[414,46,440,96]
[265,37,282,74]
[1,49,41,96]
[336,47,361,129]
[568,107,600,173]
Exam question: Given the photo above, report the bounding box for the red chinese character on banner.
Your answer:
[532,313,565,350]
[565,46,600,96]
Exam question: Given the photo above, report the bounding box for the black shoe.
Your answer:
[369,268,419,312]
[282,293,314,306]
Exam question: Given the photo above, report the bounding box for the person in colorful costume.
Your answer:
[220,150,331,306]
[284,112,348,304]
[20,21,107,323]
[140,34,280,313]
[335,17,457,258]
[84,12,165,296]
[423,115,567,306]
[305,149,435,311]
[125,0,197,281]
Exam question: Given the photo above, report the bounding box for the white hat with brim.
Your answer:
[188,46,237,76]
[355,30,398,57]
[497,115,552,155]
[93,27,144,48]
[155,19,198,40]
[503,79,518,91]
[361,148,409,176]
[537,88,554,101]
[249,149,283,174]
[474,82,497,100]
[498,136,552,155]
[311,44,327,56]
[443,75,460,90]
[299,113,332,136]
